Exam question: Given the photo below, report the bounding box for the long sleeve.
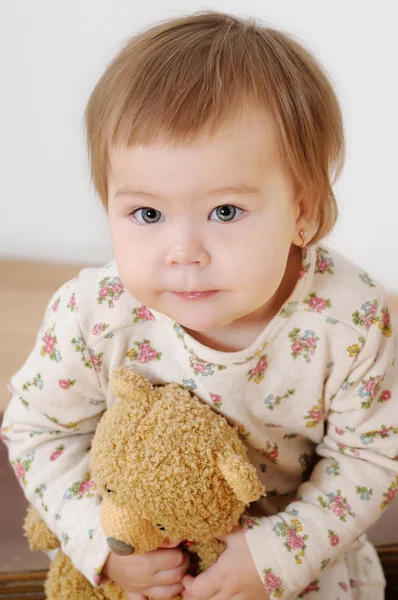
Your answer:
[1,277,110,586]
[242,287,398,599]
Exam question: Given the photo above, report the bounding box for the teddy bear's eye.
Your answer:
[105,484,115,494]
[156,524,166,531]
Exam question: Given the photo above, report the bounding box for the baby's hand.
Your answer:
[103,540,191,600]
[182,526,270,600]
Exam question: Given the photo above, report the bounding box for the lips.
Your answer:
[172,290,218,300]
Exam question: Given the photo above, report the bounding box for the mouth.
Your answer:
[172,290,219,301]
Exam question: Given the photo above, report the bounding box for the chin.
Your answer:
[165,307,232,332]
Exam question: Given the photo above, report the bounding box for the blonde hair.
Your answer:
[83,10,345,244]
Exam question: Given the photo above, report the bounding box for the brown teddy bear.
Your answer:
[24,366,265,600]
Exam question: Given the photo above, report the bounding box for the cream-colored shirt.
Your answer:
[2,244,396,598]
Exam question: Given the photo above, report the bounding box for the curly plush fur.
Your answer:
[24,367,265,600]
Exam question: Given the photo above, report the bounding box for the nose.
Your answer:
[165,241,210,268]
[107,537,135,555]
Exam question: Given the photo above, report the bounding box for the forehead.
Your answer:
[108,107,280,192]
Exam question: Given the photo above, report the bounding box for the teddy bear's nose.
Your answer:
[107,537,135,555]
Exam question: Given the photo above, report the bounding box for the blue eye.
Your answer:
[132,207,164,224]
[131,204,244,224]
[210,205,244,222]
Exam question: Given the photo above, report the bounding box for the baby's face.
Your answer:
[107,106,301,334]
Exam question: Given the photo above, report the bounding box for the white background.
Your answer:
[1,0,397,291]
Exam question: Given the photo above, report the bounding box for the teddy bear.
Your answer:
[24,366,265,600]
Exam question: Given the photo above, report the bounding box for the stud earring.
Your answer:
[299,229,309,248]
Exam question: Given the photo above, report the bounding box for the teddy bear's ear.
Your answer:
[110,367,156,405]
[216,452,265,505]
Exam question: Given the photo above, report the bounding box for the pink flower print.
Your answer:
[79,480,95,496]
[92,323,102,335]
[209,393,222,407]
[99,286,109,298]
[382,310,390,327]
[0,428,7,442]
[134,305,155,322]
[90,354,100,367]
[380,389,392,402]
[330,535,339,546]
[242,516,260,531]
[273,519,308,563]
[289,328,320,362]
[92,322,110,336]
[64,473,95,500]
[365,380,376,392]
[187,355,221,377]
[291,340,302,353]
[112,282,123,294]
[298,581,320,597]
[89,351,103,373]
[138,343,159,363]
[258,441,279,463]
[304,293,332,313]
[67,293,76,311]
[339,581,348,592]
[335,427,344,436]
[304,399,324,427]
[333,494,345,505]
[51,297,60,312]
[127,340,162,364]
[50,445,64,461]
[59,379,70,390]
[299,265,306,279]
[247,354,268,383]
[315,247,335,275]
[309,296,327,311]
[268,448,279,462]
[352,300,379,330]
[287,531,305,549]
[44,333,55,354]
[318,490,355,521]
[306,336,316,348]
[310,409,322,421]
[331,504,344,517]
[16,461,26,480]
[264,571,283,594]
[381,477,398,510]
[40,327,62,362]
[193,361,206,373]
[97,276,125,307]
[364,316,373,329]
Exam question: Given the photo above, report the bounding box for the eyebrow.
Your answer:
[114,184,262,200]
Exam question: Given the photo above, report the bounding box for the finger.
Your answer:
[145,582,185,599]
[154,552,191,586]
[126,593,146,600]
[182,568,221,600]
[148,547,187,573]
[159,539,181,548]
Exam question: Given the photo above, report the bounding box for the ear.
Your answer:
[110,367,156,405]
[216,452,265,504]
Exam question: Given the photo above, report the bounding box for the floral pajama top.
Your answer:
[1,244,397,599]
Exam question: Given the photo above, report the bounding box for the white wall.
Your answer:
[1,0,397,291]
